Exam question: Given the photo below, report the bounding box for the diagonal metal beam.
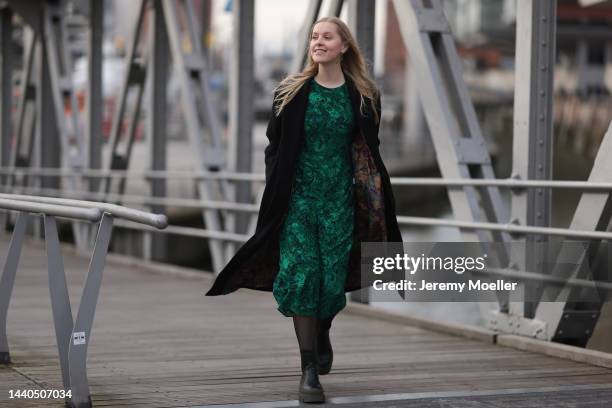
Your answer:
[162,0,227,272]
[535,121,612,345]
[100,0,148,199]
[0,213,28,364]
[44,214,74,390]
[10,28,37,189]
[68,213,114,408]
[392,0,511,313]
[42,1,85,170]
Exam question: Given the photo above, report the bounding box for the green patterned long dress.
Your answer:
[272,79,355,319]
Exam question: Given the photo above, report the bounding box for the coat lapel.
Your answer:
[345,76,377,145]
[283,78,312,146]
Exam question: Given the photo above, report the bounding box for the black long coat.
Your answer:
[205,75,403,296]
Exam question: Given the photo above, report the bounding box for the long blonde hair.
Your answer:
[273,16,380,123]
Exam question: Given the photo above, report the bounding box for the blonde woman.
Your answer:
[206,16,402,403]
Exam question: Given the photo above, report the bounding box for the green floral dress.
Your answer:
[272,79,355,319]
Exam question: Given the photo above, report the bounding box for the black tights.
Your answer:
[293,315,334,369]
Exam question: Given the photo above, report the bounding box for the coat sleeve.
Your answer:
[264,92,281,184]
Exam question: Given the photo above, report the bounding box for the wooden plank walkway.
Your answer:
[1,238,612,407]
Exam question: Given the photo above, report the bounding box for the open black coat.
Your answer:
[205,75,403,296]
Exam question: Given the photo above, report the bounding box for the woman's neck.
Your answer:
[315,64,345,87]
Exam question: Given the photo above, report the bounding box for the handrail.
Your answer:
[0,185,260,212]
[0,193,168,229]
[391,177,612,190]
[0,197,102,221]
[0,166,265,182]
[2,166,612,190]
[396,215,612,240]
[0,194,168,407]
[3,186,611,241]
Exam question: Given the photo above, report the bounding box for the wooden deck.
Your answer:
[1,238,612,407]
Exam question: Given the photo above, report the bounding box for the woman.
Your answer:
[206,16,402,403]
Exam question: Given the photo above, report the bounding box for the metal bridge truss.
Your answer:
[391,0,611,346]
[3,1,88,245]
[1,0,230,270]
[100,0,229,269]
[0,0,611,347]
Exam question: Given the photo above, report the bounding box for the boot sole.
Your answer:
[299,390,325,403]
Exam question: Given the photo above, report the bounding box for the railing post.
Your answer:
[44,214,74,391]
[68,213,114,408]
[0,213,28,364]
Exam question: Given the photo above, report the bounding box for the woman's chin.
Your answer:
[314,58,334,66]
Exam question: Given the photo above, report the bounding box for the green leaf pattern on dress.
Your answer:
[272,80,355,319]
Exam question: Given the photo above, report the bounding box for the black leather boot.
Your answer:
[316,319,333,375]
[299,350,325,403]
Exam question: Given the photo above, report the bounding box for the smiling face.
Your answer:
[310,21,348,65]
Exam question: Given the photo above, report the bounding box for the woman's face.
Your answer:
[310,22,347,65]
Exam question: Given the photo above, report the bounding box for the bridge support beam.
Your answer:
[228,0,254,236]
[348,0,375,305]
[0,213,28,364]
[509,0,557,320]
[393,0,512,319]
[0,6,12,186]
[535,122,612,346]
[144,0,168,262]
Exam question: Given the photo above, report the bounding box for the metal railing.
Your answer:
[1,167,612,243]
[2,169,612,292]
[0,194,167,408]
